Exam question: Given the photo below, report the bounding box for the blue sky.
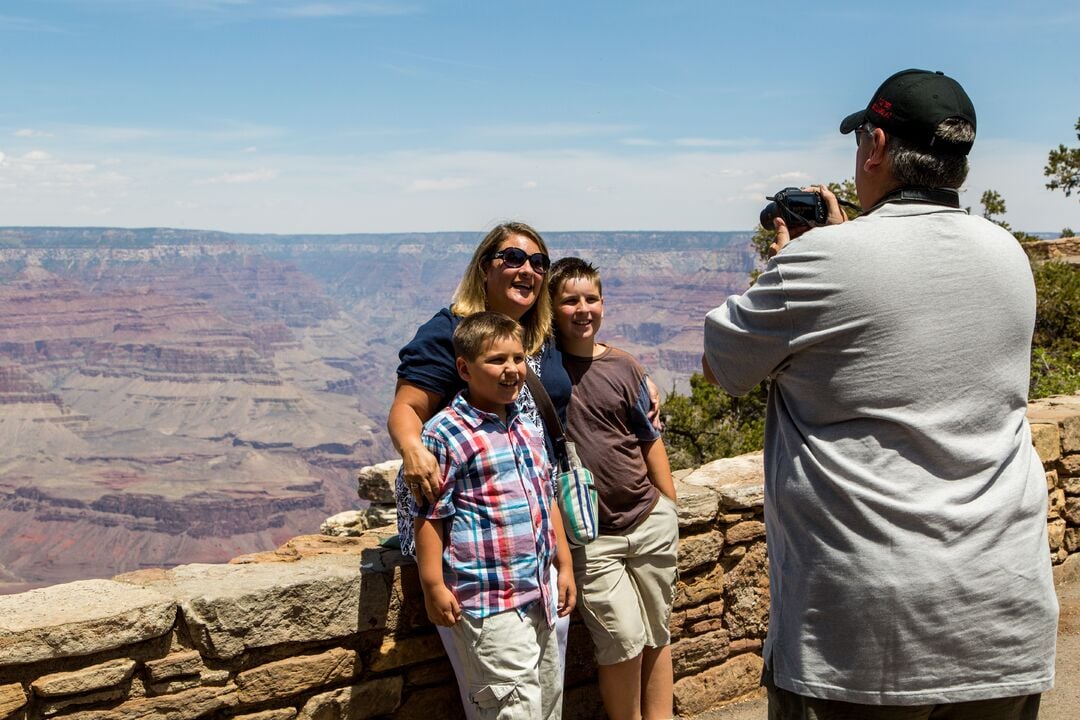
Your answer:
[0,1,1077,234]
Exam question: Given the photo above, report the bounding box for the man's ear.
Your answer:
[456,356,470,382]
[863,127,889,173]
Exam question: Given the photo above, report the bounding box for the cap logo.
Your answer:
[870,97,893,119]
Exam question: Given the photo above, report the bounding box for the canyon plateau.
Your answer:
[0,227,755,592]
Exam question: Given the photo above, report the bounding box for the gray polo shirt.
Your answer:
[703,202,1057,704]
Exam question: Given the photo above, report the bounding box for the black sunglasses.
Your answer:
[491,247,550,274]
[855,123,872,147]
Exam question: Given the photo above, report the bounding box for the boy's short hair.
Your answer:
[548,256,602,298]
[452,311,524,361]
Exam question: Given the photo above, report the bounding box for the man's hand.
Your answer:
[423,583,462,626]
[401,444,441,504]
[645,375,663,432]
[769,184,847,257]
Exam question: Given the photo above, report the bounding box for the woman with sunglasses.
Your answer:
[388,221,573,719]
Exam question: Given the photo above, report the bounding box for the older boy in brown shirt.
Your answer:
[549,257,678,720]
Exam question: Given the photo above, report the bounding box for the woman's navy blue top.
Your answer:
[393,307,571,557]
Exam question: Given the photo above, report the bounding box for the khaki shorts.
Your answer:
[449,604,562,720]
[572,493,679,665]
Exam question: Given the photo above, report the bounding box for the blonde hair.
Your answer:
[450,222,552,355]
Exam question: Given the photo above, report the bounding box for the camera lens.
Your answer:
[759,202,780,229]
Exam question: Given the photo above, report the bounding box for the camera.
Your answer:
[759,187,828,230]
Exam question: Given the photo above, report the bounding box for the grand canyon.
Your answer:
[0,227,755,592]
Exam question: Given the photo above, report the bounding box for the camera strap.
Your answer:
[866,186,960,214]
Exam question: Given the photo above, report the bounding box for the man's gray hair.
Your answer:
[881,118,974,188]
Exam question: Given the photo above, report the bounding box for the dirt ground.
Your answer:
[696,556,1080,720]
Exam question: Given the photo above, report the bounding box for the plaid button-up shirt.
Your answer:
[417,391,556,624]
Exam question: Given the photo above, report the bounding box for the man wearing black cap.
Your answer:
[702,69,1057,718]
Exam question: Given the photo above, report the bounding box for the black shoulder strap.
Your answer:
[524,365,570,472]
[867,186,961,214]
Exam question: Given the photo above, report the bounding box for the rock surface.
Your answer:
[0,579,174,665]
[0,228,755,591]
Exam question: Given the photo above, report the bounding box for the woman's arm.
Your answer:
[387,379,444,503]
[548,503,577,617]
[642,438,676,502]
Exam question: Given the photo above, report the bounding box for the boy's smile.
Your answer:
[554,277,604,357]
[455,336,527,416]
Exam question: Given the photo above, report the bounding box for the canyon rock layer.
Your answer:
[0,227,754,591]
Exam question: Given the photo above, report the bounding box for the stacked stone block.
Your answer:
[1,396,1078,720]
[1029,395,1080,564]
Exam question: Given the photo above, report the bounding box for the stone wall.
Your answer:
[1,394,1078,720]
[1023,235,1080,265]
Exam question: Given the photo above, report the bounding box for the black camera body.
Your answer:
[760,187,828,230]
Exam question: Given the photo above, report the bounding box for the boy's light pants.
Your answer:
[437,569,568,720]
[448,603,562,720]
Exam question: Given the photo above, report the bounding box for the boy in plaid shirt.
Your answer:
[414,311,575,720]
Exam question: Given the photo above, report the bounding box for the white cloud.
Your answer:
[621,138,660,147]
[71,126,163,143]
[203,123,285,143]
[674,137,758,149]
[771,171,810,182]
[124,0,419,19]
[74,204,114,217]
[275,3,417,18]
[22,150,52,162]
[407,177,471,192]
[57,123,282,146]
[0,135,1074,236]
[0,14,68,33]
[479,123,635,139]
[381,63,419,77]
[197,168,280,184]
[15,129,51,138]
[645,84,684,101]
[59,163,98,174]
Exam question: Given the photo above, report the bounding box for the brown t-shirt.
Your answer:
[562,345,661,533]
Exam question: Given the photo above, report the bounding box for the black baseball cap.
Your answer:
[840,69,976,155]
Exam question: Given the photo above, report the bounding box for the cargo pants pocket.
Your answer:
[470,682,521,719]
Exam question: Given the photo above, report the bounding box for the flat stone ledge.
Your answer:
[119,555,383,661]
[296,677,402,720]
[0,579,175,667]
[1028,396,1080,453]
[230,534,377,565]
[1030,422,1061,463]
[144,651,205,683]
[673,652,764,716]
[32,658,136,697]
[71,682,238,720]
[357,459,401,504]
[1055,551,1080,585]
[0,683,27,717]
[235,648,358,704]
[235,711,298,720]
[684,452,765,510]
[672,480,720,528]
